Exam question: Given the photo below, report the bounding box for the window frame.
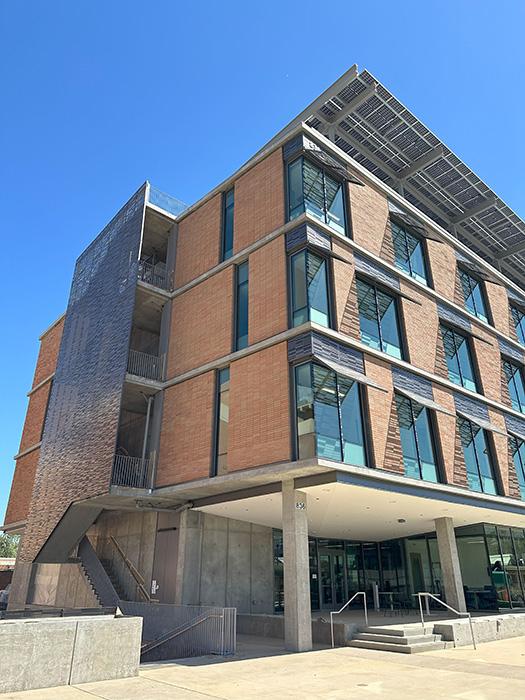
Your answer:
[394,392,443,483]
[285,155,349,237]
[220,187,235,262]
[288,246,333,330]
[502,356,525,414]
[458,267,491,325]
[211,367,230,477]
[355,275,407,361]
[390,218,432,287]
[511,304,525,345]
[457,416,501,495]
[233,260,249,351]
[291,360,371,466]
[439,322,480,393]
[509,435,525,499]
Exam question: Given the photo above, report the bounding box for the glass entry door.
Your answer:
[319,549,346,608]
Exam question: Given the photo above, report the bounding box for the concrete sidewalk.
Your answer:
[3,634,525,699]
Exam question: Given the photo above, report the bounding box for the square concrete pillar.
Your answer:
[435,517,467,613]
[282,480,312,652]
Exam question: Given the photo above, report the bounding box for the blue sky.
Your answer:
[1,1,524,523]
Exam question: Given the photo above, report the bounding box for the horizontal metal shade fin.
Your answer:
[456,410,507,437]
[456,251,501,286]
[388,201,442,243]
[312,354,388,392]
[308,242,351,264]
[394,387,454,416]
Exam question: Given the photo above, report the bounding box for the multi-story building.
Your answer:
[4,65,525,651]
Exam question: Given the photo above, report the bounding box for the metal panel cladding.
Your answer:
[19,185,147,562]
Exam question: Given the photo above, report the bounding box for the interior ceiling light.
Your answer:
[397,518,406,523]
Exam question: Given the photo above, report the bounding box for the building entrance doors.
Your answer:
[319,549,346,608]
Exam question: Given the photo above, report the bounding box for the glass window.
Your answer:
[511,305,525,345]
[287,157,346,235]
[459,269,489,323]
[395,394,439,482]
[503,358,525,413]
[509,436,525,499]
[391,221,428,285]
[440,325,478,392]
[290,250,330,327]
[221,188,234,261]
[294,362,367,465]
[457,417,498,494]
[214,368,230,475]
[357,278,403,359]
[235,261,249,350]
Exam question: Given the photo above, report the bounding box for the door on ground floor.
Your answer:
[318,549,345,608]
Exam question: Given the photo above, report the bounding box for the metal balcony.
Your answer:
[127,349,163,381]
[112,454,150,489]
[137,259,171,291]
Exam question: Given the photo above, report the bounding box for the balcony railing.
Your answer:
[112,454,151,489]
[148,185,188,217]
[127,349,163,381]
[138,260,171,291]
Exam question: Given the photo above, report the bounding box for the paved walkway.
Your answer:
[3,634,525,699]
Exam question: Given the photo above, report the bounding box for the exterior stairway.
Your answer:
[348,624,450,653]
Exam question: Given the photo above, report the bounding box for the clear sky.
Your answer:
[1,1,524,523]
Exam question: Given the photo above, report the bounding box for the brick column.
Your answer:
[282,480,312,652]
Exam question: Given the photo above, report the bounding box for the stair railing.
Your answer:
[108,535,151,602]
[330,591,367,648]
[415,592,476,650]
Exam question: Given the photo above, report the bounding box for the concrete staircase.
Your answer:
[348,624,450,653]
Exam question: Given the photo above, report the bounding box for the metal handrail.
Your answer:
[415,592,476,650]
[108,535,151,602]
[127,349,163,381]
[141,612,223,655]
[330,591,368,648]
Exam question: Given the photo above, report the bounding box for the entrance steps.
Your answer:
[348,625,450,653]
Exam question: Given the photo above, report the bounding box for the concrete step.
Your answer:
[348,639,446,654]
[354,632,441,645]
[359,625,434,637]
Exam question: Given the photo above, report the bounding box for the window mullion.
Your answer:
[471,423,485,492]
[373,285,383,352]
[454,331,464,387]
[410,399,423,479]
[403,229,412,277]
[335,374,344,463]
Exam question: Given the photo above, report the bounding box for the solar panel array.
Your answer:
[305,68,525,292]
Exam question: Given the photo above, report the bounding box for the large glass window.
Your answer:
[511,305,525,345]
[213,368,230,476]
[287,156,346,235]
[221,188,234,261]
[395,394,439,482]
[440,325,478,392]
[391,221,428,285]
[235,261,249,350]
[503,358,525,413]
[294,362,367,465]
[459,269,489,323]
[356,278,403,359]
[509,435,525,499]
[457,417,498,494]
[290,249,330,327]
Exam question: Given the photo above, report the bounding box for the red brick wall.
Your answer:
[174,194,222,288]
[399,281,440,374]
[32,317,64,388]
[156,372,215,486]
[228,342,291,471]
[4,450,40,526]
[168,267,233,377]
[233,149,285,253]
[485,282,511,338]
[362,356,395,468]
[348,182,389,256]
[248,237,288,345]
[426,239,457,301]
[18,382,51,453]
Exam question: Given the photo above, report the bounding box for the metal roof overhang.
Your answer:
[267,65,525,292]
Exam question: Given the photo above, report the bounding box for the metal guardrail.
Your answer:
[330,591,368,648]
[127,349,163,381]
[148,186,188,217]
[415,592,477,649]
[119,601,236,660]
[111,454,150,489]
[138,260,170,291]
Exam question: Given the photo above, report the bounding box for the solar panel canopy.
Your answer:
[277,65,525,293]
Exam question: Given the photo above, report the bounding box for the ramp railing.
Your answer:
[330,591,368,648]
[415,592,476,649]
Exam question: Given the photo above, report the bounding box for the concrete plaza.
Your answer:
[3,634,525,699]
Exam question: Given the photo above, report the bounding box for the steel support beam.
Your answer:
[398,146,444,180]
[325,82,377,123]
[450,197,497,225]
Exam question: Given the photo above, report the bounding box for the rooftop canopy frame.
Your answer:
[271,65,525,291]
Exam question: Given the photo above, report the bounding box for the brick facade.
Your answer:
[168,267,234,377]
[174,193,222,288]
[228,342,291,471]
[248,237,288,345]
[233,149,285,253]
[156,372,215,486]
[348,182,389,256]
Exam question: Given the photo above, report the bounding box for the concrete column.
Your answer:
[435,517,466,613]
[282,480,312,652]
